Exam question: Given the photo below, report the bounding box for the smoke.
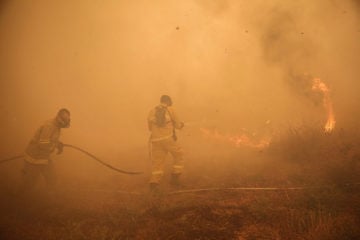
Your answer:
[260,7,316,66]
[194,0,230,15]
[0,0,9,14]
[351,0,360,9]
[0,0,360,190]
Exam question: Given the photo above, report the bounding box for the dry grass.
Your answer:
[0,126,360,239]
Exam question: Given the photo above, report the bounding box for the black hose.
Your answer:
[0,155,23,164]
[63,144,143,175]
[0,144,143,175]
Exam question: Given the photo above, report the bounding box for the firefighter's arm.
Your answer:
[56,141,64,154]
[147,110,155,131]
[168,108,184,129]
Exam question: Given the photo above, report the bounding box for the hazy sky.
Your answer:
[0,0,359,157]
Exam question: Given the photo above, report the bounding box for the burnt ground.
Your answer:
[0,179,359,240]
[1,130,360,240]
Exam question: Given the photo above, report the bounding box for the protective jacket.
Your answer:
[148,104,183,141]
[25,119,61,164]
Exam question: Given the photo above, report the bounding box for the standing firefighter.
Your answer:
[18,108,71,193]
[148,95,184,191]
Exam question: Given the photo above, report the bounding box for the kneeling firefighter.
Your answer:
[147,95,185,191]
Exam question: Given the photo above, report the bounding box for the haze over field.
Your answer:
[1,2,360,239]
[0,0,359,169]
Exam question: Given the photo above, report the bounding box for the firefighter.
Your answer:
[18,108,71,193]
[148,95,184,191]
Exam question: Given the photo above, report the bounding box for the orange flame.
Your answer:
[200,128,271,149]
[312,78,335,132]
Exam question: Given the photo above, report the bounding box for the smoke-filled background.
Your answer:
[0,0,360,184]
[1,1,360,239]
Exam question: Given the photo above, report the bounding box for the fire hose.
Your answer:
[66,182,360,196]
[0,144,143,175]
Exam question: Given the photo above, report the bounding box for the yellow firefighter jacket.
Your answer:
[24,118,61,165]
[148,104,183,142]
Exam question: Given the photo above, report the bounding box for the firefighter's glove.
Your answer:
[56,142,64,155]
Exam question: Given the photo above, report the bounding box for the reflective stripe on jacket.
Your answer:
[25,119,61,164]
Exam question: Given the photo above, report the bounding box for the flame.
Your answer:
[311,78,336,132]
[200,128,271,149]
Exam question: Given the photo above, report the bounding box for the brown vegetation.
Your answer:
[1,126,359,240]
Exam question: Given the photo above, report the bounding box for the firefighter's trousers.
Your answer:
[18,160,56,193]
[149,137,184,184]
